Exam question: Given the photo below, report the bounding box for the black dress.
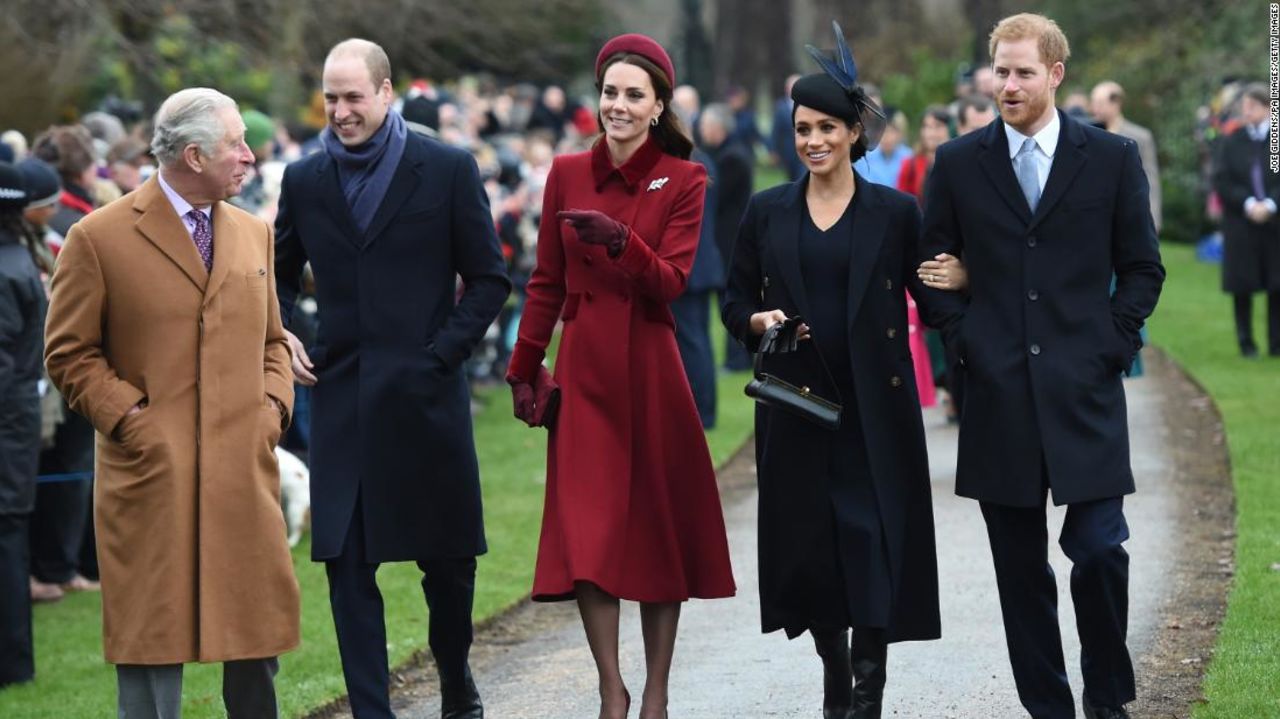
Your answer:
[790,191,892,633]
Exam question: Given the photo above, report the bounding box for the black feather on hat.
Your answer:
[791,21,888,151]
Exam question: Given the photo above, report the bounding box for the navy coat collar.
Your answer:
[315,131,430,249]
[976,109,1088,230]
[768,171,890,332]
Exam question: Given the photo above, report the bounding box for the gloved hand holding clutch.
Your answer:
[508,366,560,428]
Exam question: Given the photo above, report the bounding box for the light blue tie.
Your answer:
[1014,137,1041,212]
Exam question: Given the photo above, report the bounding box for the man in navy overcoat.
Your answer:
[275,39,509,719]
[917,14,1163,719]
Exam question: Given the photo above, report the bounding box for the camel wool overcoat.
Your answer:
[44,176,299,664]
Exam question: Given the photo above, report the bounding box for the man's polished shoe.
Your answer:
[439,664,483,719]
[1083,697,1130,719]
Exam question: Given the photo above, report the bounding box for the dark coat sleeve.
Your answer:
[720,194,765,353]
[429,151,512,369]
[0,271,21,403]
[915,148,968,350]
[273,164,308,329]
[1109,140,1165,360]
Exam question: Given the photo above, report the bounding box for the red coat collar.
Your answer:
[590,136,665,193]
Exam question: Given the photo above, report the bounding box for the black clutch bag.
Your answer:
[744,320,842,430]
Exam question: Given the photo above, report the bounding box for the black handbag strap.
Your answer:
[753,323,844,405]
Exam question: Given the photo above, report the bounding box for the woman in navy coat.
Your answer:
[721,30,943,718]
[507,34,734,719]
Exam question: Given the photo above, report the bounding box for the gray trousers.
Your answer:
[116,657,279,719]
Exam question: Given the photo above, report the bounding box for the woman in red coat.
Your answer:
[507,33,735,719]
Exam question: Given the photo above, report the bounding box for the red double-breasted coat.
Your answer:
[510,137,735,603]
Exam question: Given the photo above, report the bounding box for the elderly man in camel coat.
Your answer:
[44,88,298,719]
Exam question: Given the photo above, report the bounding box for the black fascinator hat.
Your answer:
[791,21,888,151]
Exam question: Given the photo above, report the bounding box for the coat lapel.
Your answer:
[768,178,814,322]
[361,138,425,248]
[1028,111,1087,231]
[977,120,1034,224]
[202,202,239,305]
[316,157,363,249]
[846,174,889,326]
[132,177,207,292]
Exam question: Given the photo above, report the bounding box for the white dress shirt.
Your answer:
[1004,111,1061,194]
[157,170,212,241]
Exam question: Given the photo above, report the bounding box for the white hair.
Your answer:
[151,88,238,167]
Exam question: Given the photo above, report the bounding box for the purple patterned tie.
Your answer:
[186,209,213,271]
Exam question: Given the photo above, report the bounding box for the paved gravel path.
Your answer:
[356,364,1191,719]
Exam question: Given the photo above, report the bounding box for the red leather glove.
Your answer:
[558,209,628,257]
[509,381,537,427]
[509,366,560,428]
[532,366,560,428]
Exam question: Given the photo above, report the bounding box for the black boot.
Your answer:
[850,627,887,719]
[812,628,853,719]
[439,663,483,719]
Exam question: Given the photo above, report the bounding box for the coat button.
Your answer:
[1027,235,1038,248]
[1028,289,1039,301]
[885,279,893,290]
[585,290,594,301]
[763,275,771,288]
[887,328,897,339]
[1030,343,1041,356]
[583,255,593,266]
[890,375,903,388]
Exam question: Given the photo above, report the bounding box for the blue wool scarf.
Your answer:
[320,109,408,235]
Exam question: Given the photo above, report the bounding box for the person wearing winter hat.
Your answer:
[722,21,957,719]
[0,161,46,688]
[18,157,61,237]
[507,31,734,719]
[232,110,277,214]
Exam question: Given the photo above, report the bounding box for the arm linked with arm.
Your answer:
[914,150,969,345]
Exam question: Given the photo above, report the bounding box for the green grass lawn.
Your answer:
[1149,244,1280,716]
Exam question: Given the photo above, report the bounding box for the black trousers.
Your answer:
[1232,291,1280,353]
[0,513,34,686]
[980,492,1135,719]
[28,477,92,583]
[672,290,717,429]
[325,503,477,719]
